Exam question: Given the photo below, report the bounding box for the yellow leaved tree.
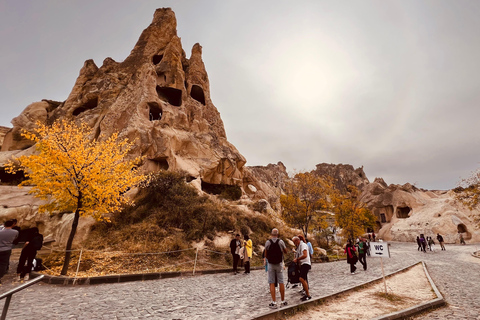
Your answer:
[6,120,148,275]
[280,172,335,240]
[333,186,376,240]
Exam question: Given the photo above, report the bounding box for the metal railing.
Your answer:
[0,275,44,320]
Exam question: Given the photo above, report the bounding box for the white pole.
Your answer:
[381,257,387,294]
[193,248,199,275]
[73,249,83,285]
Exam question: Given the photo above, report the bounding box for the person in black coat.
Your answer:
[16,227,43,281]
[229,234,242,274]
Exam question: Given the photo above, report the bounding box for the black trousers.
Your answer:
[349,262,356,273]
[17,248,37,275]
[232,254,240,272]
[358,253,367,270]
[244,261,250,273]
[0,250,12,279]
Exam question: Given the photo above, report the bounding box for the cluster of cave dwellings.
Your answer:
[372,205,412,229]
[71,53,207,125]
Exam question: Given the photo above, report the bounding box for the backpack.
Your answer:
[30,234,43,250]
[287,261,300,285]
[266,239,283,264]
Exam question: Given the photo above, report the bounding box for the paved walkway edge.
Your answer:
[30,266,266,285]
[252,261,445,320]
[370,261,445,320]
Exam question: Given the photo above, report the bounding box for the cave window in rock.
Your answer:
[201,181,242,201]
[153,158,169,171]
[156,86,182,106]
[190,85,205,105]
[148,102,162,121]
[152,54,164,65]
[380,213,386,223]
[0,168,25,185]
[457,224,467,233]
[73,97,98,116]
[396,206,411,219]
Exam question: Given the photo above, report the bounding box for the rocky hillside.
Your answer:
[0,8,478,247]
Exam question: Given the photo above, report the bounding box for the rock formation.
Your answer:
[314,163,369,192]
[359,179,480,243]
[1,8,245,187]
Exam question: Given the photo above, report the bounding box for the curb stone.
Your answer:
[30,266,266,285]
[252,261,445,320]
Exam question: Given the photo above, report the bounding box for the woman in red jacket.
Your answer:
[345,239,358,274]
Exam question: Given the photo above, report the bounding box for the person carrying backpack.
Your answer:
[17,227,43,281]
[264,228,288,309]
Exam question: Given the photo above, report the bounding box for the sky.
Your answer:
[1,1,480,190]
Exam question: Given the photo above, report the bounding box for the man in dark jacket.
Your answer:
[229,234,242,274]
[17,227,43,281]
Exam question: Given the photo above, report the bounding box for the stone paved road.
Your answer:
[0,242,478,319]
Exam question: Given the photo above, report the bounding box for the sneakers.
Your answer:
[301,295,312,301]
[24,274,30,281]
[280,301,288,307]
[16,275,21,281]
[299,289,306,295]
[351,272,356,275]
[268,302,277,308]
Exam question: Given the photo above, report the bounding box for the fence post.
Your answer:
[73,249,83,285]
[193,248,199,275]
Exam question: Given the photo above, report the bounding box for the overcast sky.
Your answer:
[1,1,480,190]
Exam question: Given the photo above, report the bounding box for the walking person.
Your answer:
[372,232,376,241]
[345,239,358,275]
[293,236,312,301]
[459,234,466,245]
[243,234,252,274]
[416,236,422,251]
[16,227,43,281]
[419,234,427,252]
[437,233,446,250]
[357,237,367,271]
[0,220,19,283]
[230,234,242,274]
[264,228,288,308]
[427,236,435,251]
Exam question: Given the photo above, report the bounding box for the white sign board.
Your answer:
[370,242,390,258]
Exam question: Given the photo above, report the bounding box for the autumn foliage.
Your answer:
[334,186,376,240]
[280,172,334,240]
[6,120,148,275]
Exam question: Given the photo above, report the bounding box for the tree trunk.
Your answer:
[61,203,81,275]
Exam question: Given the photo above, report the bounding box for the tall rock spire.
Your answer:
[1,8,245,186]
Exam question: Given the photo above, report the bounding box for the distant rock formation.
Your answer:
[314,163,369,192]
[359,179,480,243]
[1,8,245,187]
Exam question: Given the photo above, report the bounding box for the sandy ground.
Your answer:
[290,264,436,320]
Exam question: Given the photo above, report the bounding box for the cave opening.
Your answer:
[152,54,164,65]
[0,168,26,185]
[73,97,99,116]
[457,224,467,233]
[148,102,162,121]
[201,181,242,201]
[396,206,411,218]
[156,86,182,106]
[190,85,205,105]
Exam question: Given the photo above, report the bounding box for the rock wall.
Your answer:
[0,186,95,247]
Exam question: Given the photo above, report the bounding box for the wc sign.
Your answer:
[370,242,390,258]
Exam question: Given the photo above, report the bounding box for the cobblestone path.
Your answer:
[0,242,478,319]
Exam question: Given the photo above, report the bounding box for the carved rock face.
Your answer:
[2,8,245,185]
